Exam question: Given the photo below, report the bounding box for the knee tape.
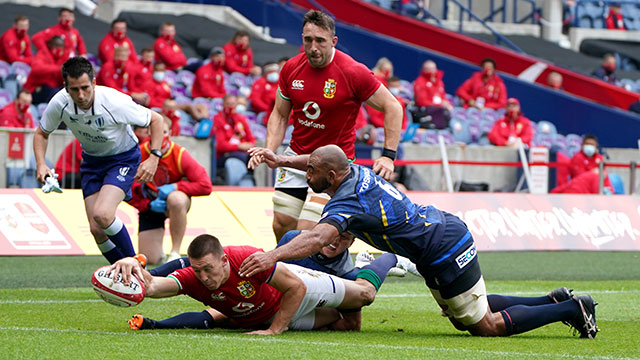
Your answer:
[299,192,330,223]
[272,190,305,219]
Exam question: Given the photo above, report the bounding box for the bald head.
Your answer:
[311,145,350,172]
[306,145,351,195]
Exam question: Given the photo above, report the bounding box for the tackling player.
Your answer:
[111,233,398,334]
[34,57,164,264]
[249,10,403,241]
[240,145,600,339]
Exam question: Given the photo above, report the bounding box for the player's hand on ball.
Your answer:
[373,156,395,181]
[108,257,143,286]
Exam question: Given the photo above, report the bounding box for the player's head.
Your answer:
[113,46,130,67]
[159,22,176,40]
[320,232,355,258]
[209,46,225,65]
[62,57,96,110]
[47,35,65,59]
[58,8,75,29]
[110,19,127,40]
[302,10,337,68]
[231,30,250,50]
[140,47,154,65]
[481,58,496,76]
[13,15,29,36]
[602,53,616,70]
[188,234,230,290]
[15,90,32,114]
[306,145,351,194]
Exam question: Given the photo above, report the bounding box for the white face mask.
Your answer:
[235,104,246,113]
[582,144,596,157]
[153,71,165,82]
[266,72,279,83]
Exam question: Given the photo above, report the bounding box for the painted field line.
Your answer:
[0,326,635,360]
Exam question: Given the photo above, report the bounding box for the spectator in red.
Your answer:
[23,36,66,104]
[54,139,82,189]
[144,62,172,109]
[213,94,256,186]
[129,48,154,95]
[32,8,86,59]
[98,19,138,65]
[223,30,260,76]
[372,57,393,87]
[605,3,626,30]
[0,15,33,65]
[153,22,187,71]
[488,98,533,147]
[0,90,34,128]
[249,62,279,119]
[546,71,563,90]
[365,76,408,130]
[191,46,226,99]
[552,135,614,194]
[97,46,149,105]
[591,53,618,85]
[128,116,213,264]
[414,60,453,110]
[456,58,507,110]
[162,98,181,136]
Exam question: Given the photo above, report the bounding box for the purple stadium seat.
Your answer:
[452,107,467,121]
[0,89,11,108]
[0,60,11,80]
[467,107,482,122]
[10,61,30,85]
[171,85,187,98]
[481,108,498,123]
[211,97,223,113]
[423,129,439,145]
[450,119,472,144]
[187,57,201,65]
[164,70,177,87]
[87,53,101,69]
[467,120,482,143]
[175,95,192,106]
[249,122,267,142]
[37,103,48,117]
[537,120,557,136]
[177,70,195,89]
[376,127,386,143]
[438,129,455,145]
[229,72,248,88]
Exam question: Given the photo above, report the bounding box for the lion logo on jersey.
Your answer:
[237,281,256,298]
[323,78,336,99]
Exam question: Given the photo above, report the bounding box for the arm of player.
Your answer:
[34,127,53,183]
[247,147,309,171]
[365,85,402,181]
[109,257,179,298]
[265,89,292,152]
[239,223,338,277]
[135,110,164,183]
[246,264,306,335]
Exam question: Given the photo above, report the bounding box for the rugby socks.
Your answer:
[104,217,136,257]
[97,240,124,264]
[152,310,214,329]
[500,300,579,335]
[149,257,191,277]
[356,253,397,291]
[488,294,554,312]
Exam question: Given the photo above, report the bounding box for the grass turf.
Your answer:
[1,252,639,359]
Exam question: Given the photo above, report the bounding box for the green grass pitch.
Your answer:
[1,251,639,359]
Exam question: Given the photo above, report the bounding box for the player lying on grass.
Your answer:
[240,144,600,339]
[110,233,398,335]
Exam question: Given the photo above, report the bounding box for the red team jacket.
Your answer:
[128,140,212,212]
[0,101,34,128]
[605,10,626,30]
[278,50,381,159]
[0,27,33,64]
[249,76,277,115]
[128,61,153,93]
[456,71,507,110]
[144,78,172,109]
[223,42,253,75]
[32,23,86,58]
[97,32,138,64]
[413,70,448,108]
[153,36,187,71]
[364,96,407,130]
[23,50,66,92]
[191,62,226,99]
[212,111,256,158]
[169,246,282,328]
[96,60,138,94]
[487,114,534,146]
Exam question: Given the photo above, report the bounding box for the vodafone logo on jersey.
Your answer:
[292,80,304,90]
[302,101,320,120]
[232,302,255,313]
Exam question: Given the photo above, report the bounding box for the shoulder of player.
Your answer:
[332,50,375,80]
[94,85,132,105]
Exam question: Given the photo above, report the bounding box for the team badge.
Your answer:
[323,78,336,99]
[95,116,105,130]
[237,281,256,298]
[276,168,286,183]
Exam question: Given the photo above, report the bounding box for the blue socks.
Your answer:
[501,300,579,335]
[356,253,397,291]
[104,217,135,257]
[488,294,554,312]
[97,240,124,264]
[149,257,191,277]
[152,310,214,329]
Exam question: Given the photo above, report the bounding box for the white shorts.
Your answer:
[283,263,346,330]
[274,147,308,189]
[429,276,488,326]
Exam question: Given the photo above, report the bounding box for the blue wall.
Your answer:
[173,0,640,147]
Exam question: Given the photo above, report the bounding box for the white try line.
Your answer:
[0,326,635,360]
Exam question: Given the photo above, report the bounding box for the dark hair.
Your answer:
[59,8,73,16]
[303,10,335,37]
[62,57,94,84]
[111,19,126,28]
[603,53,615,60]
[481,57,497,69]
[583,134,598,143]
[388,75,400,82]
[188,234,224,259]
[47,35,64,48]
[18,89,31,97]
[232,30,250,42]
[141,47,153,54]
[14,15,28,23]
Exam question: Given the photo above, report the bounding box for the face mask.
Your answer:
[551,83,561,89]
[141,59,152,67]
[164,109,176,118]
[235,104,246,113]
[603,63,616,72]
[61,19,72,29]
[422,70,436,78]
[114,30,125,40]
[482,68,493,77]
[163,34,174,42]
[162,135,171,149]
[266,72,279,83]
[114,60,125,69]
[224,107,234,116]
[212,60,222,67]
[16,29,26,38]
[153,72,165,82]
[18,102,29,114]
[389,87,400,96]
[235,42,245,51]
[382,69,391,78]
[582,144,596,157]
[51,48,64,59]
[507,110,519,119]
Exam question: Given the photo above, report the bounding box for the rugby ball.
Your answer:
[91,266,145,307]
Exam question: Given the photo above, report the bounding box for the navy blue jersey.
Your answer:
[320,164,457,267]
[278,230,358,280]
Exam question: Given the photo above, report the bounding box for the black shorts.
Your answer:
[138,210,166,232]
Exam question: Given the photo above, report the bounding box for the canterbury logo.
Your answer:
[292,80,304,90]
[119,167,130,176]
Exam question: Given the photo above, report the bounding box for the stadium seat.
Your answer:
[211,97,223,112]
[467,107,482,122]
[438,129,455,145]
[375,127,386,143]
[229,72,249,88]
[423,129,439,145]
[87,53,101,69]
[620,78,638,92]
[467,120,482,143]
[37,103,48,118]
[0,89,12,108]
[577,15,594,28]
[176,70,195,89]
[452,107,467,121]
[175,95,192,106]
[609,173,625,194]
[249,121,267,142]
[0,60,11,84]
[450,119,472,144]
[534,133,554,148]
[171,84,188,98]
[481,108,499,123]
[186,57,201,66]
[164,70,177,87]
[282,124,294,145]
[10,61,30,85]
[537,120,557,136]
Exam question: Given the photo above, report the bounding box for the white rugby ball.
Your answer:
[91,265,145,307]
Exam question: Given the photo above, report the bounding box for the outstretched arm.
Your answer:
[109,257,179,298]
[247,147,309,171]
